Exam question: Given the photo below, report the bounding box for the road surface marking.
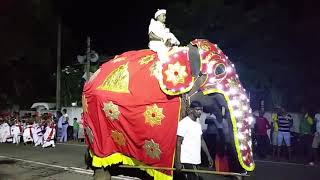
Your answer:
[255,160,316,167]
[0,155,92,175]
[56,143,86,147]
[0,155,141,179]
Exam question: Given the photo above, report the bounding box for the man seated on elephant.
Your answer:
[176,101,213,180]
[148,9,180,63]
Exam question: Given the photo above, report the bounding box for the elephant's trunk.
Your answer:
[190,90,255,172]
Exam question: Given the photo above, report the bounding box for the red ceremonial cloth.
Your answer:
[215,154,230,172]
[83,50,181,176]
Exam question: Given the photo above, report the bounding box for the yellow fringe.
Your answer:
[90,151,173,180]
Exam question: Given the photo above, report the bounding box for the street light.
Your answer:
[77,37,99,81]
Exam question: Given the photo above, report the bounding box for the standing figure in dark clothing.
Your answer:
[204,113,218,167]
[254,111,271,159]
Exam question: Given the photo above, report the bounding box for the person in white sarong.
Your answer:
[148,9,180,63]
[0,120,4,142]
[0,121,11,143]
[23,122,34,144]
[11,121,24,144]
[33,123,43,146]
[77,114,85,142]
[42,121,56,148]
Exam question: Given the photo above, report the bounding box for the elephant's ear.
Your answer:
[187,44,201,77]
[157,47,195,96]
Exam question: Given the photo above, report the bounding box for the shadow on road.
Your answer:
[0,159,16,165]
[0,160,16,180]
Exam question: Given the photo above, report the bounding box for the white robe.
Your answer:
[148,19,180,46]
[33,124,43,146]
[148,19,180,63]
[42,125,56,148]
[23,125,34,143]
[0,123,12,143]
[11,124,23,144]
[0,123,4,142]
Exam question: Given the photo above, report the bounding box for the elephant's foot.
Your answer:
[94,168,111,180]
[233,176,243,180]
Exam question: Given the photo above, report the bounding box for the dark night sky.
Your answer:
[55,0,172,54]
[1,0,320,110]
[55,0,320,63]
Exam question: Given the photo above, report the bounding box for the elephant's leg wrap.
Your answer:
[94,168,111,180]
[84,148,93,169]
[181,94,189,118]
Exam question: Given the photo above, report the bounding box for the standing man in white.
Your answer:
[148,9,180,63]
[11,120,23,144]
[60,109,69,143]
[175,101,213,180]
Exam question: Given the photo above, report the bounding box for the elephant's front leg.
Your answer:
[180,94,189,119]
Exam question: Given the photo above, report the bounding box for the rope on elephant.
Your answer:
[118,165,249,177]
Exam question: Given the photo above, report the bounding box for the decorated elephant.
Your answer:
[82,39,255,180]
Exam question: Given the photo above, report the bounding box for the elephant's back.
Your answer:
[82,49,181,179]
[84,49,172,104]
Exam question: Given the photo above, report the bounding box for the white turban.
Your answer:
[154,9,166,19]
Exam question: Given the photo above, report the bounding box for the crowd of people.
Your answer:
[0,109,85,148]
[253,107,320,165]
[0,113,56,148]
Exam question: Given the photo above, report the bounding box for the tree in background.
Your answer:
[166,0,310,111]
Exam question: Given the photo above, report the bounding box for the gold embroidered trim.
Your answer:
[97,63,130,93]
[144,104,165,127]
[139,54,155,65]
[111,130,126,146]
[103,101,121,120]
[144,139,162,159]
[164,62,188,86]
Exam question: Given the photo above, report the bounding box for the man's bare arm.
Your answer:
[175,135,183,170]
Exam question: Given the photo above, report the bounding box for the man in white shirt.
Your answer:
[60,109,69,142]
[57,111,63,138]
[148,9,180,63]
[176,101,213,180]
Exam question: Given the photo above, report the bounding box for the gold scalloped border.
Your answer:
[90,151,173,180]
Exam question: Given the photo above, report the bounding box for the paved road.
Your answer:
[0,142,91,180]
[0,142,319,180]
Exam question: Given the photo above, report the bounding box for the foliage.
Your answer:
[60,66,83,107]
[166,0,307,111]
[0,0,58,107]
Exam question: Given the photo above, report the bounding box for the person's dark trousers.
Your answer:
[300,134,313,161]
[67,126,73,140]
[181,164,200,180]
[256,135,270,159]
[203,133,217,166]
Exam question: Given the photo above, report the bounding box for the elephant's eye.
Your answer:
[215,64,225,75]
